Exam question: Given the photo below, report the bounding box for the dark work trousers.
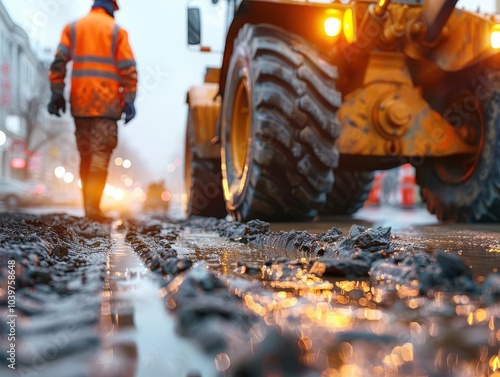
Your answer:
[74,117,118,215]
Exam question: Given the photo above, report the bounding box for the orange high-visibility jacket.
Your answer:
[49,8,138,119]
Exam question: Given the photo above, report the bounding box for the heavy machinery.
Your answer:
[184,0,500,222]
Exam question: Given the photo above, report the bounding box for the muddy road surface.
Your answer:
[0,209,499,377]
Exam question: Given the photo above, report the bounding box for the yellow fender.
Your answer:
[186,84,221,159]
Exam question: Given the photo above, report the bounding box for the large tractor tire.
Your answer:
[221,24,341,222]
[416,69,500,222]
[321,171,374,216]
[184,114,227,219]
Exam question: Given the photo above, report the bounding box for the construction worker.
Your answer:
[47,0,137,222]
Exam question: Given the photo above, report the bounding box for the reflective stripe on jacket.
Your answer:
[49,8,138,119]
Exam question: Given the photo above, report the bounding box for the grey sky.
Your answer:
[2,0,497,184]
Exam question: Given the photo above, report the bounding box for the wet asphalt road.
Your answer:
[3,204,499,377]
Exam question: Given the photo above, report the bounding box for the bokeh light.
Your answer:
[54,166,66,179]
[63,172,74,184]
[161,191,171,202]
[113,189,125,201]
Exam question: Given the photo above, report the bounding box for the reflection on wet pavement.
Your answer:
[91,224,216,377]
[393,226,500,279]
[178,231,267,277]
[177,218,500,377]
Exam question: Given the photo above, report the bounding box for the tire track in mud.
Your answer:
[91,227,217,377]
[0,213,110,377]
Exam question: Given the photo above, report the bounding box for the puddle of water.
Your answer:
[179,230,268,278]
[90,228,217,377]
[392,227,500,279]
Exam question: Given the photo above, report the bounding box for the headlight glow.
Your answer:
[491,28,500,49]
[324,16,342,38]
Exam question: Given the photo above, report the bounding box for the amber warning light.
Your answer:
[491,25,500,49]
[323,9,355,44]
[324,16,342,37]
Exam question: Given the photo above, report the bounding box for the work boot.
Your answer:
[86,208,113,223]
[83,169,112,223]
[84,191,113,223]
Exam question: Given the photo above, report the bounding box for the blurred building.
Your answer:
[0,0,78,194]
[0,0,46,179]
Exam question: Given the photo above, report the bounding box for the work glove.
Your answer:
[124,102,136,124]
[47,93,66,117]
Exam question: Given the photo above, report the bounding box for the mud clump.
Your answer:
[309,257,371,278]
[171,264,260,354]
[187,217,271,244]
[480,273,500,304]
[125,219,189,283]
